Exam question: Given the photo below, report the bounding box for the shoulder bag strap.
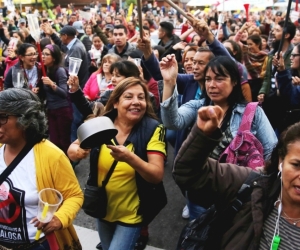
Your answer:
[0,142,35,185]
[91,142,118,187]
[101,139,134,187]
[238,102,259,133]
[101,160,118,188]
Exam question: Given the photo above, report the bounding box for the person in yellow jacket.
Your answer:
[0,88,83,250]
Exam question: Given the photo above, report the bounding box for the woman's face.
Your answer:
[111,69,126,86]
[85,25,93,35]
[293,30,300,45]
[241,30,248,41]
[20,47,37,68]
[223,42,235,55]
[281,141,300,207]
[42,48,54,67]
[0,113,24,145]
[114,84,146,123]
[93,36,102,50]
[192,35,200,45]
[108,32,114,45]
[218,29,224,41]
[183,50,196,74]
[261,37,267,50]
[290,47,300,69]
[12,33,21,41]
[247,39,260,53]
[205,67,234,106]
[102,57,115,73]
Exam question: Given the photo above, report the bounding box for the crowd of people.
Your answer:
[0,1,299,249]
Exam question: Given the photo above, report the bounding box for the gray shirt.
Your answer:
[43,67,69,110]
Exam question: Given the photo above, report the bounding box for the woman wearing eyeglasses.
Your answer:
[41,44,73,155]
[0,88,83,250]
[272,47,300,134]
[4,43,44,100]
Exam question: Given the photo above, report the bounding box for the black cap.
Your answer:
[59,25,76,36]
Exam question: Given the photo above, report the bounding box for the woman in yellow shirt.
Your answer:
[68,77,167,250]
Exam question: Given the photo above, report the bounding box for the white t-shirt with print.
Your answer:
[0,146,41,244]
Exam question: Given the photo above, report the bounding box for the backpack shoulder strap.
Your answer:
[233,171,261,209]
[238,102,259,133]
[80,35,87,41]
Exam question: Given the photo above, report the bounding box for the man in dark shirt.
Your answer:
[108,25,136,59]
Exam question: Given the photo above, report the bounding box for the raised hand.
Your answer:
[273,51,285,71]
[137,35,152,59]
[196,106,224,136]
[42,23,54,35]
[240,22,251,32]
[159,54,178,83]
[187,13,209,38]
[173,41,187,51]
[292,76,300,85]
[257,93,265,103]
[67,75,80,92]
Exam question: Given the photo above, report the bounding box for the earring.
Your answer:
[279,163,282,172]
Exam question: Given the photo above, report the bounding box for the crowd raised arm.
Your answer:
[0,3,299,250]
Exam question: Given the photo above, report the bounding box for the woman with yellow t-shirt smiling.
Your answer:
[68,77,167,250]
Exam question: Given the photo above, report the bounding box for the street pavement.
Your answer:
[72,145,188,250]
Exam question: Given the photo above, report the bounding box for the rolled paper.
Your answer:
[35,202,49,240]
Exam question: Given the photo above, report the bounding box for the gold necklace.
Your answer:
[282,211,300,226]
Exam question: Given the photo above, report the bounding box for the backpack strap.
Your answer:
[206,171,261,249]
[231,171,261,210]
[238,102,259,133]
[80,35,87,41]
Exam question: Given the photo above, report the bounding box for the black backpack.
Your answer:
[176,171,260,250]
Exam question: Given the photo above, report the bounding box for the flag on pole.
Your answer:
[107,0,111,11]
[126,3,133,22]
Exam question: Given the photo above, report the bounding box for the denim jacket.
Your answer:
[161,87,278,160]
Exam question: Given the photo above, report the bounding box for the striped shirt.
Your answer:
[259,207,300,249]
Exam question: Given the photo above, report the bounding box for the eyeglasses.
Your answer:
[24,53,38,57]
[0,114,22,126]
[291,53,300,58]
[42,52,51,56]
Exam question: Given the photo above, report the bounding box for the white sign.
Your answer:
[290,10,299,23]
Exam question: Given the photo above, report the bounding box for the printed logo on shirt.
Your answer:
[0,179,28,244]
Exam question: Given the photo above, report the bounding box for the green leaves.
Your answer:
[125,0,136,8]
[41,0,54,10]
